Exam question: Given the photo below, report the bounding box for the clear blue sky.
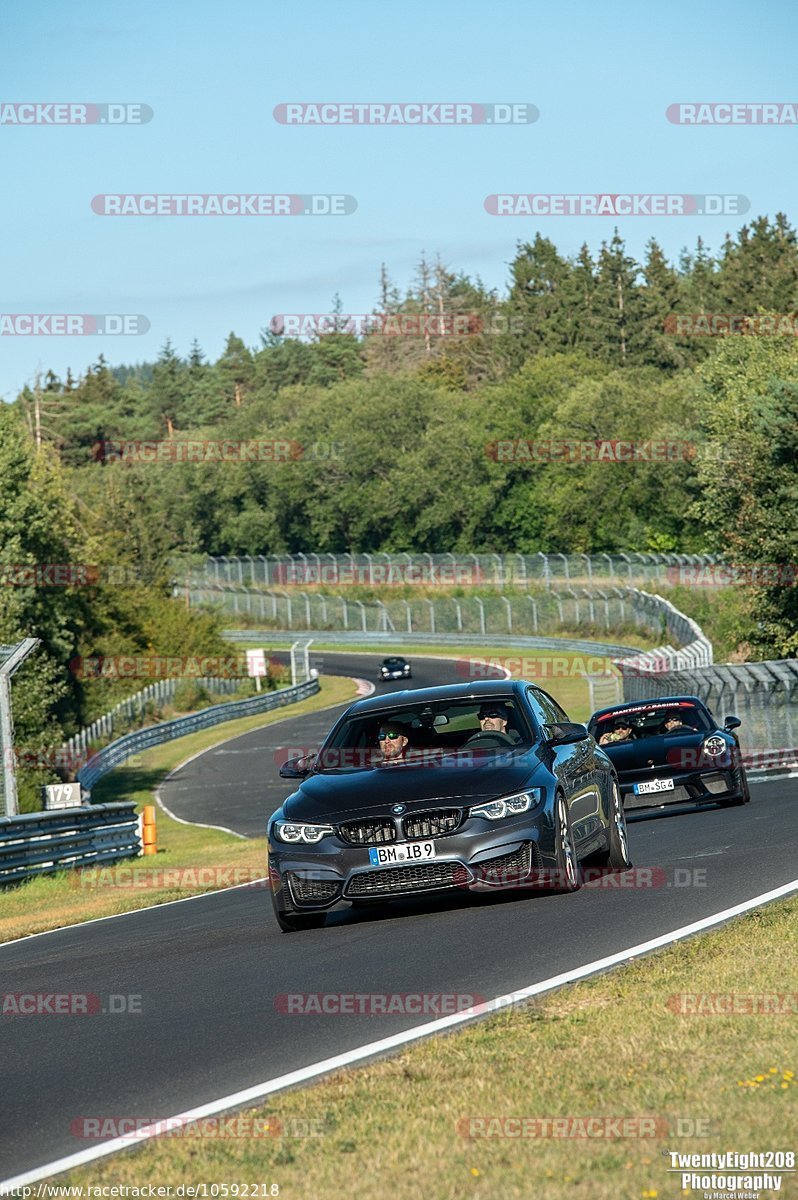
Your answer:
[1,0,796,398]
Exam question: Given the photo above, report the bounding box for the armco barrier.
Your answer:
[61,675,255,774]
[0,803,140,886]
[77,678,320,793]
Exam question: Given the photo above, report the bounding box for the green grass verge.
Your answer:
[63,894,798,1198]
[0,676,357,945]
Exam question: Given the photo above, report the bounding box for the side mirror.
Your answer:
[724,716,741,731]
[548,722,590,746]
[279,754,314,779]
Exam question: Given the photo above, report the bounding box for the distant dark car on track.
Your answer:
[587,696,750,812]
[268,680,631,931]
[379,656,412,680]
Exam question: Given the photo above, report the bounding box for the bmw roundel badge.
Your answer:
[392,804,406,815]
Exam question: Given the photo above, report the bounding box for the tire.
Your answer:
[592,779,633,869]
[718,759,750,806]
[551,793,582,892]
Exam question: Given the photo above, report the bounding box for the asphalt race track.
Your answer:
[1,654,796,1183]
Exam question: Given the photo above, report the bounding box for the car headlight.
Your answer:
[470,789,541,820]
[273,821,335,844]
[703,735,727,757]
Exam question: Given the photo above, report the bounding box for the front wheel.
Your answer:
[593,779,632,869]
[551,794,582,892]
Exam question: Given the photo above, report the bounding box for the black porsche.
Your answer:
[268,680,631,931]
[587,695,750,812]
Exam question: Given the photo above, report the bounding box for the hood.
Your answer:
[283,750,545,821]
[600,732,712,774]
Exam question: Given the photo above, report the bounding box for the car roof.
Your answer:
[590,695,709,721]
[348,678,523,716]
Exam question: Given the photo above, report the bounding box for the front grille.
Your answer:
[703,774,731,795]
[286,873,341,906]
[345,860,470,898]
[338,819,397,845]
[402,808,462,840]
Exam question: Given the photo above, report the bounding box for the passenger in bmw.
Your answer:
[376,721,410,762]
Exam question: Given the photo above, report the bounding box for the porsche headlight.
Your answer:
[703,735,727,757]
[470,790,541,820]
[274,821,335,844]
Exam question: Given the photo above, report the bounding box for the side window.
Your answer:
[524,687,548,737]
[532,687,569,725]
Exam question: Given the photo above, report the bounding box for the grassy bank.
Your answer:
[0,676,357,944]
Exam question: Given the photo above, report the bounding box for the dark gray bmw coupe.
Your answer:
[268,680,631,931]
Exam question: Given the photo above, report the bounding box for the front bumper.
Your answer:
[620,763,746,810]
[269,812,549,911]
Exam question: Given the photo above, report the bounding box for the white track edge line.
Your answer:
[3,875,798,1188]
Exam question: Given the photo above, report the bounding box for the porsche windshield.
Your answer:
[590,702,712,741]
[315,697,533,770]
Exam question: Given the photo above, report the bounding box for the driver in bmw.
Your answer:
[375,720,410,763]
[466,704,521,744]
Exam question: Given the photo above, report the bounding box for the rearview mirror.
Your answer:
[547,722,590,746]
[724,715,741,731]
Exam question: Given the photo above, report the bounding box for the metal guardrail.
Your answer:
[77,678,320,793]
[223,628,642,657]
[62,675,255,770]
[0,802,140,886]
[183,552,721,589]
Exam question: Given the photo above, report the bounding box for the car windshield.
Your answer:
[589,702,712,741]
[315,697,533,770]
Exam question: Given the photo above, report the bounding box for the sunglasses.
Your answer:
[378,730,403,740]
[480,712,504,719]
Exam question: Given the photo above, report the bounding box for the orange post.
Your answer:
[141,804,157,855]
